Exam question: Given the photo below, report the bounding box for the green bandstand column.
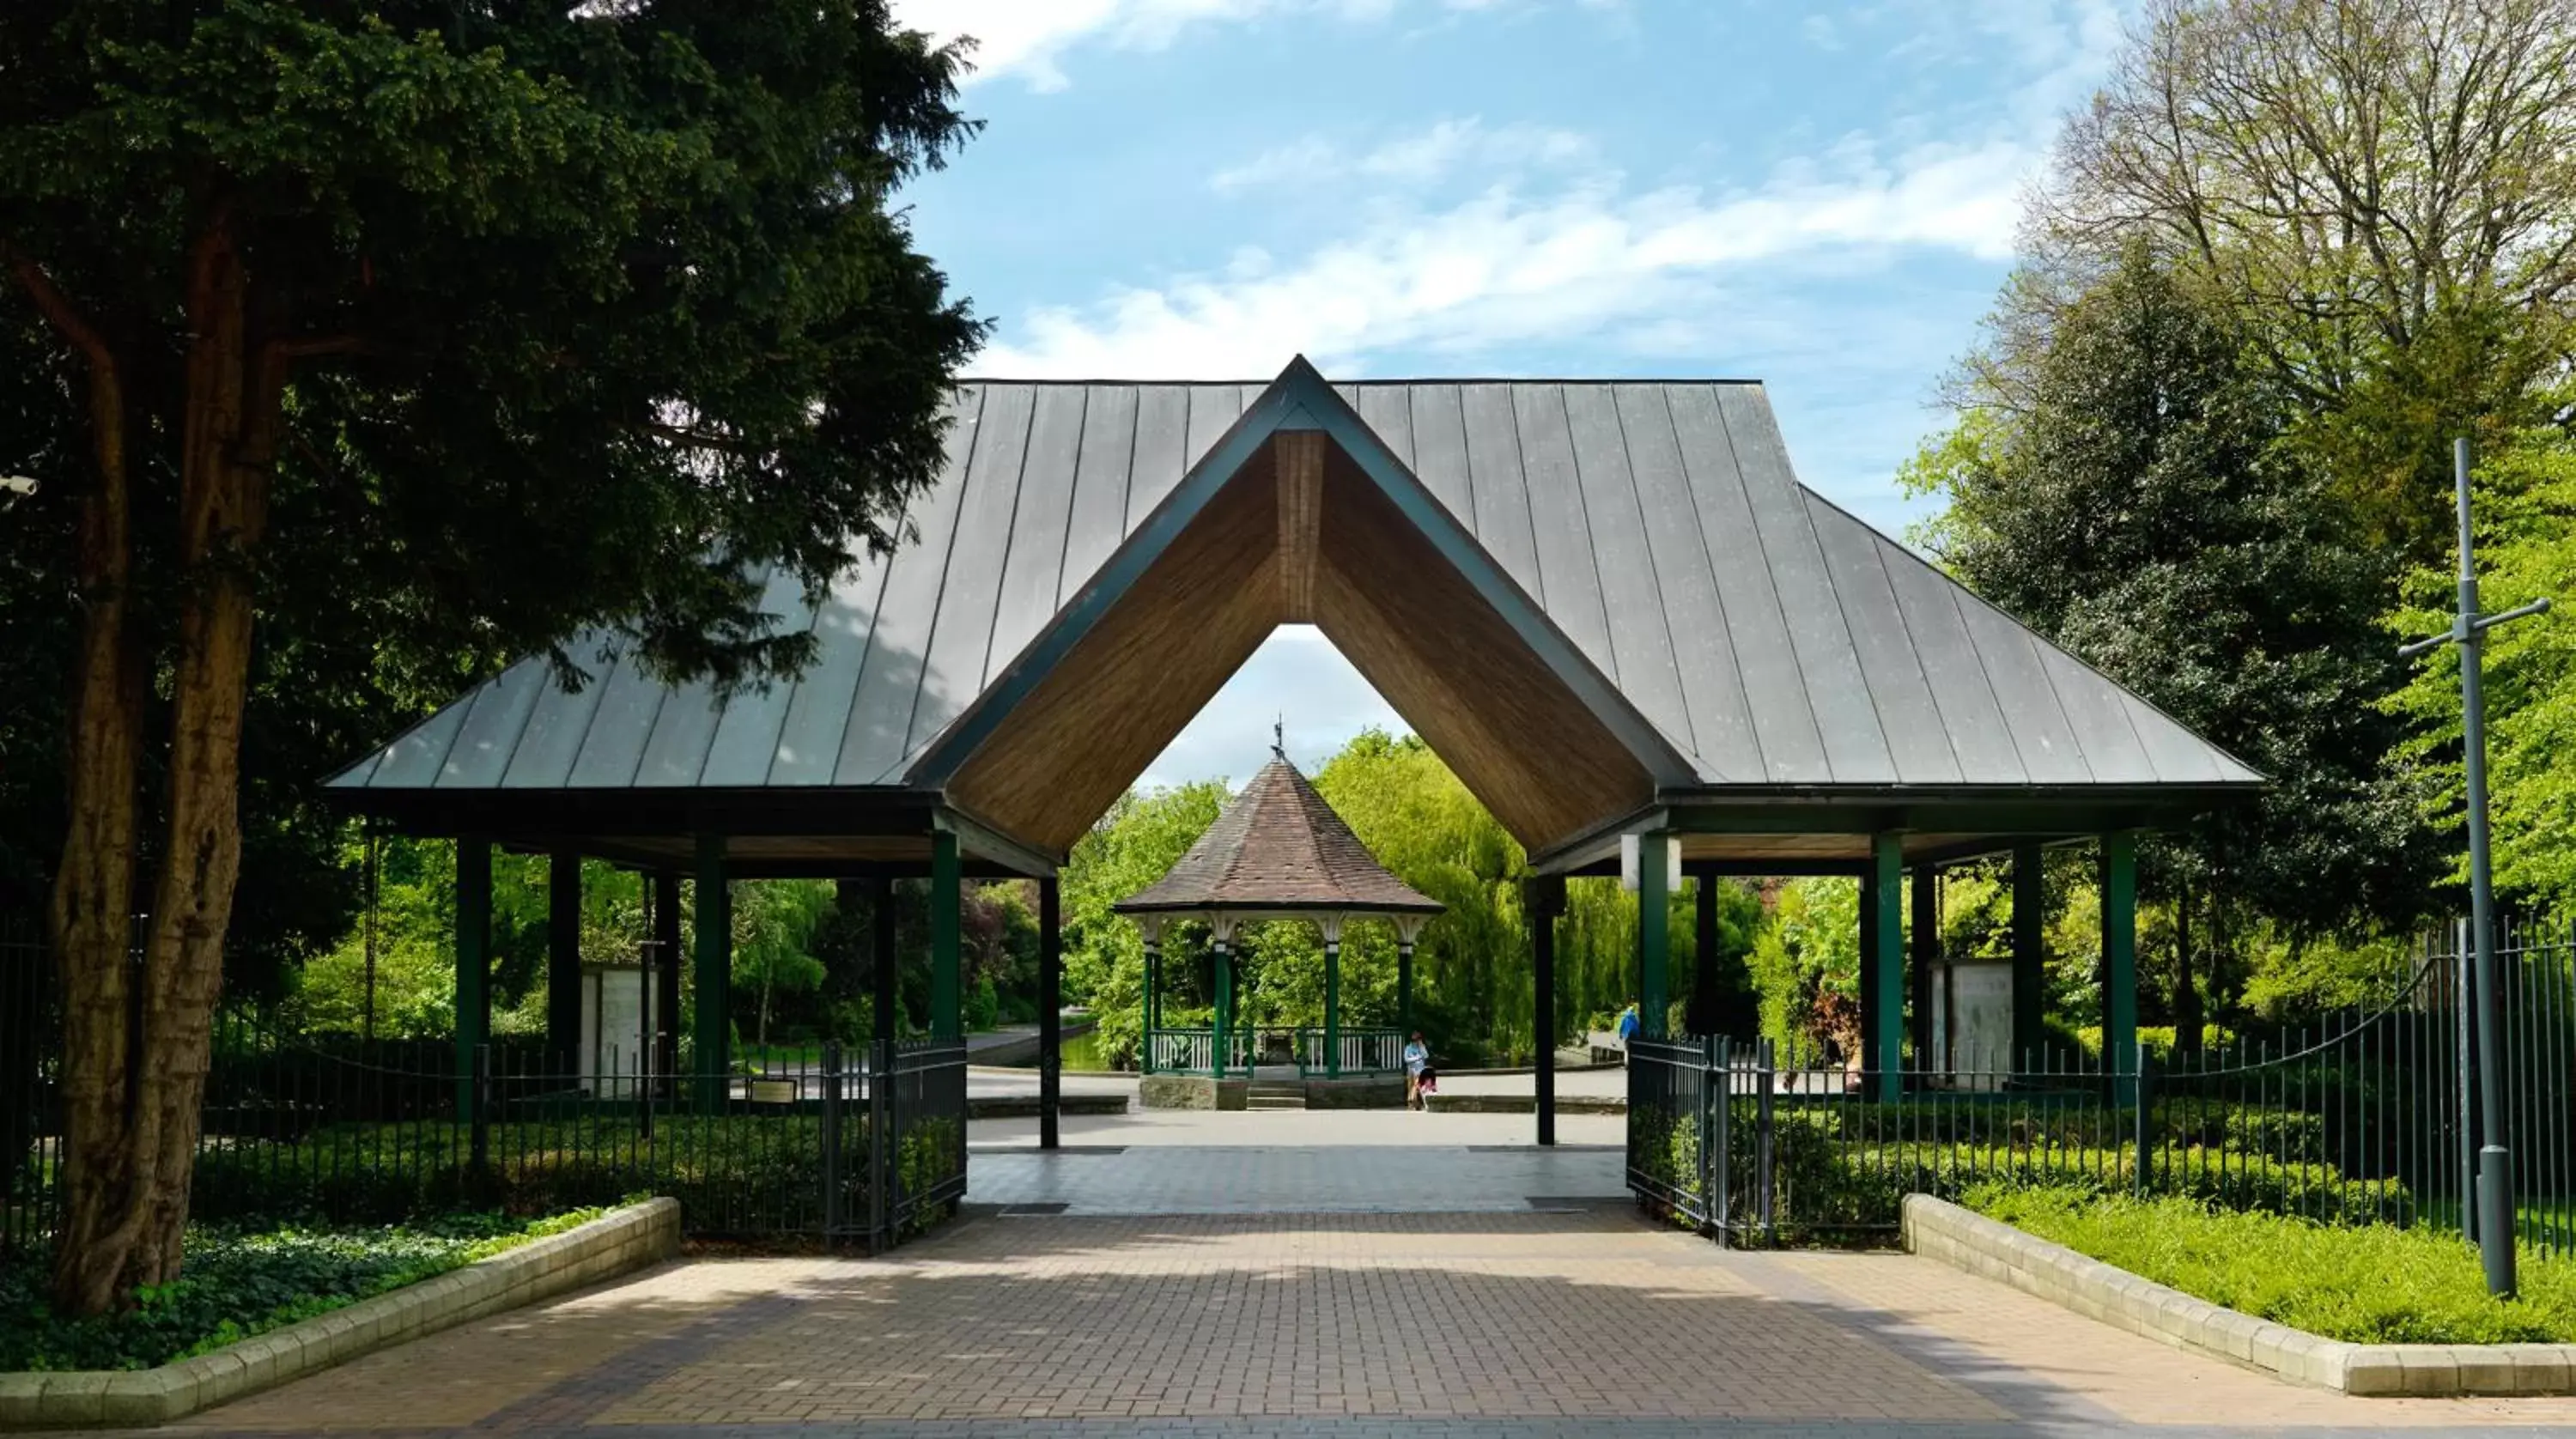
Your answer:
[1323,926,1342,1078]
[1870,833,1905,1102]
[547,850,583,1073]
[1400,932,1421,1036]
[2100,831,2139,1103]
[2011,845,2045,1068]
[454,836,492,1120]
[931,826,962,1041]
[1858,862,1880,1069]
[1141,931,1161,1074]
[1212,932,1234,1078]
[692,833,731,1108]
[1638,832,1671,1038]
[870,876,896,1054]
[1911,865,1939,1073]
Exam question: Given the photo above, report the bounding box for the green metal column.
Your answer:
[1212,935,1233,1078]
[1858,863,1880,1072]
[1911,865,1939,1073]
[1692,876,1719,1037]
[869,876,896,1051]
[1039,877,1062,1151]
[454,836,492,1120]
[692,833,731,1108]
[1638,832,1671,1038]
[1532,875,1564,1147]
[931,826,962,1041]
[1141,935,1160,1074]
[1323,932,1341,1078]
[2011,844,2045,1068]
[547,850,583,1073]
[2099,831,2138,1103]
[1871,833,1905,1102]
[1396,939,1415,1036]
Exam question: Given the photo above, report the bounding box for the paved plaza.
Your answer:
[122,1119,2576,1438]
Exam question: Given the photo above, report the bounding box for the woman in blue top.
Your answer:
[1402,1032,1431,1110]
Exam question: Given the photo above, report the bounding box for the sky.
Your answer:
[890,0,2129,791]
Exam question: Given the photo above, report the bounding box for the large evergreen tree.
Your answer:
[2,1,981,1312]
[1908,245,2437,1012]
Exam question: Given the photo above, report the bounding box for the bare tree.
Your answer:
[2038,0,2576,400]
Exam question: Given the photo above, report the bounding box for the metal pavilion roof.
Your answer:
[1115,752,1443,918]
[327,357,2260,833]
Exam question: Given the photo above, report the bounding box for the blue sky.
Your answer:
[891,0,2127,791]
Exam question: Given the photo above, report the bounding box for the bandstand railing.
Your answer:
[1145,1027,1253,1077]
[1297,1027,1405,1077]
[1145,1026,1404,1078]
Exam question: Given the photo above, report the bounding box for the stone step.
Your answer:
[1247,1083,1307,1111]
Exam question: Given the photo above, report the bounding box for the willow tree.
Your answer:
[2,1,981,1314]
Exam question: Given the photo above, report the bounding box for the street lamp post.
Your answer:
[2401,437,2552,1300]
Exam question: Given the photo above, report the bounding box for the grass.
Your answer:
[1968,1184,2576,1345]
[0,1205,613,1372]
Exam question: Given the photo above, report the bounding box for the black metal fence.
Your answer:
[0,918,967,1255]
[1630,920,2576,1253]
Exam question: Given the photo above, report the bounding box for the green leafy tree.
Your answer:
[1906,244,2435,1017]
[3,1,980,1312]
[2012,0,2576,559]
[1059,782,1228,1066]
[2391,404,2576,903]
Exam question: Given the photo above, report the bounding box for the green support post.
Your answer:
[692,833,731,1108]
[1141,934,1161,1074]
[1638,831,1671,1038]
[547,850,582,1073]
[2099,831,2138,1105]
[931,826,962,1041]
[1911,865,1939,1072]
[2011,844,2045,1069]
[454,837,491,1121]
[1323,930,1342,1078]
[1213,934,1234,1078]
[1396,938,1414,1037]
[1871,833,1905,1102]
[1858,862,1880,1070]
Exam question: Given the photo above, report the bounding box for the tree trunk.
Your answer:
[44,282,144,1318]
[49,212,276,1313]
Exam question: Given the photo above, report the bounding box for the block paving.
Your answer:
[139,1201,2576,1438]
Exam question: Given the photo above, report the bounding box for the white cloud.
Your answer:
[890,0,1623,91]
[889,0,1452,92]
[981,137,2032,378]
[1135,626,1407,789]
[1209,117,1593,192]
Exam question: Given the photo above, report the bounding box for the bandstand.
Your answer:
[1116,743,1442,1109]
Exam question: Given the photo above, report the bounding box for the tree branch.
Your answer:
[2,240,116,374]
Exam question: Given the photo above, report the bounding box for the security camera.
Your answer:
[0,476,34,497]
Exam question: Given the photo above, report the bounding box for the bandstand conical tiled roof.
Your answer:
[1115,753,1443,916]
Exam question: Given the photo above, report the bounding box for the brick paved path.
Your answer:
[151,1203,2576,1439]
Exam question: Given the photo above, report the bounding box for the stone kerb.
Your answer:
[0,1198,680,1430]
[1902,1193,2576,1397]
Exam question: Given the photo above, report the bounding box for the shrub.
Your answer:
[1968,1186,2576,1345]
[0,1208,606,1371]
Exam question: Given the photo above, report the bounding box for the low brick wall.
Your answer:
[1139,1074,1247,1110]
[1425,1094,1625,1115]
[1303,1077,1406,1109]
[0,1199,680,1430]
[1903,1193,2576,1397]
[967,1094,1129,1119]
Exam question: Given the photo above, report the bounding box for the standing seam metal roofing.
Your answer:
[329,364,2262,797]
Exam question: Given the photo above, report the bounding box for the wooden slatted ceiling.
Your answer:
[329,365,2262,854]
